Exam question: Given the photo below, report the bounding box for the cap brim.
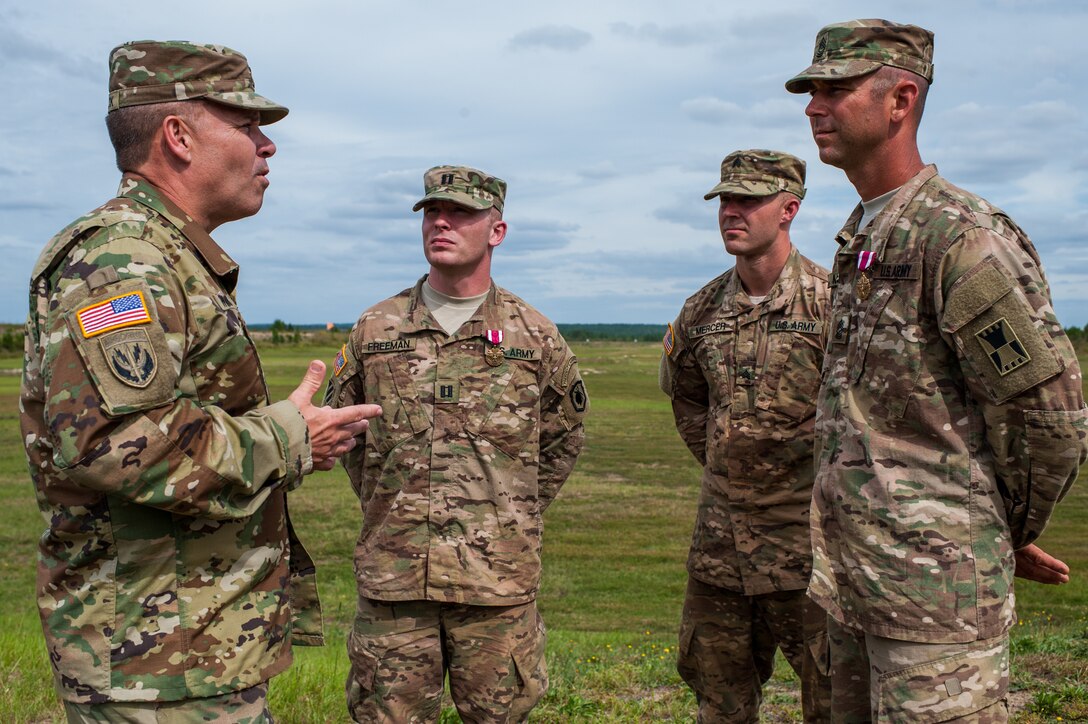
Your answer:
[205,93,289,125]
[703,181,781,200]
[784,60,882,94]
[412,192,495,212]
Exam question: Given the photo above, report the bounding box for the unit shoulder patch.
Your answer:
[947,260,1063,403]
[64,279,174,416]
[101,328,158,388]
[975,317,1030,376]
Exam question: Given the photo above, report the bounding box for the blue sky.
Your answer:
[2,0,1085,326]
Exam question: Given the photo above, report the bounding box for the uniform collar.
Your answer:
[402,275,503,340]
[721,245,802,318]
[834,165,938,258]
[118,175,241,290]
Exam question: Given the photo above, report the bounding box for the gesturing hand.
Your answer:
[288,360,382,470]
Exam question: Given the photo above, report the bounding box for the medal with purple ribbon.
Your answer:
[485,329,504,367]
[856,250,876,300]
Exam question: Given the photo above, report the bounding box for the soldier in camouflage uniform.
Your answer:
[326,165,588,723]
[660,150,831,723]
[19,41,380,722]
[787,20,1088,722]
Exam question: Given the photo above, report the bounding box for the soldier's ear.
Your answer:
[160,114,196,163]
[781,196,801,224]
[489,219,507,249]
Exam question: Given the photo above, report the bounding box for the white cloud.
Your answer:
[509,25,592,52]
[2,1,1086,326]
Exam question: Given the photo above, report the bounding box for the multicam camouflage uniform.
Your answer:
[784,19,1088,722]
[20,176,322,705]
[661,246,831,722]
[810,165,1088,719]
[326,277,587,721]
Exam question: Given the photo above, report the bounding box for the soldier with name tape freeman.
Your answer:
[326,165,588,723]
[660,150,832,723]
[19,41,380,721]
[786,19,1088,721]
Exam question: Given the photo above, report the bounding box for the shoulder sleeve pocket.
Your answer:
[554,356,588,430]
[943,258,1062,404]
[63,278,175,417]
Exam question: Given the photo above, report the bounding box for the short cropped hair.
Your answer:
[870,66,929,121]
[105,100,202,172]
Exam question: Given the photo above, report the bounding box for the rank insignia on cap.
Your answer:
[333,344,348,376]
[663,323,675,356]
[975,317,1031,376]
[77,291,151,338]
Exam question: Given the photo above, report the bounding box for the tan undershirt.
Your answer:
[858,186,900,232]
[421,280,488,335]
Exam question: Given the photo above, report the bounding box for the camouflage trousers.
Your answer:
[346,597,547,723]
[827,616,1010,723]
[676,577,831,723]
[62,683,271,723]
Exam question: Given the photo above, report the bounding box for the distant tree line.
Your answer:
[269,319,303,345]
[1066,326,1088,350]
[558,323,665,342]
[2,323,1088,351]
[1,327,21,353]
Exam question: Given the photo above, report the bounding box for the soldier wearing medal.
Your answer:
[787,19,1088,721]
[326,165,588,723]
[660,150,832,723]
[19,40,380,721]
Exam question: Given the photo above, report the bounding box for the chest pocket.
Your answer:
[691,331,733,409]
[464,356,542,460]
[848,282,924,419]
[758,325,823,422]
[365,356,430,454]
[186,290,266,413]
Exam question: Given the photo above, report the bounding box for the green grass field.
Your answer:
[2,341,1087,722]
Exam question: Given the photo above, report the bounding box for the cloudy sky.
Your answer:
[2,0,1085,327]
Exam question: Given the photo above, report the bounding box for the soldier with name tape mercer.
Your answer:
[660,149,832,723]
[786,19,1088,721]
[19,41,380,721]
[326,165,588,723]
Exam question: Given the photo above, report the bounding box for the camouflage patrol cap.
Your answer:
[108,40,288,124]
[412,165,507,213]
[704,149,806,201]
[785,19,934,94]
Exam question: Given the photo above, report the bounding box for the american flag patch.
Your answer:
[663,323,675,356]
[857,249,877,270]
[77,291,151,338]
[333,344,347,376]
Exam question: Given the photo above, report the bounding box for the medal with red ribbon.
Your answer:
[856,250,876,300]
[485,329,504,367]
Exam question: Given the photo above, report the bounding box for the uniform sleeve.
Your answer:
[937,225,1088,549]
[38,235,311,520]
[659,314,709,466]
[537,334,587,512]
[325,330,367,498]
